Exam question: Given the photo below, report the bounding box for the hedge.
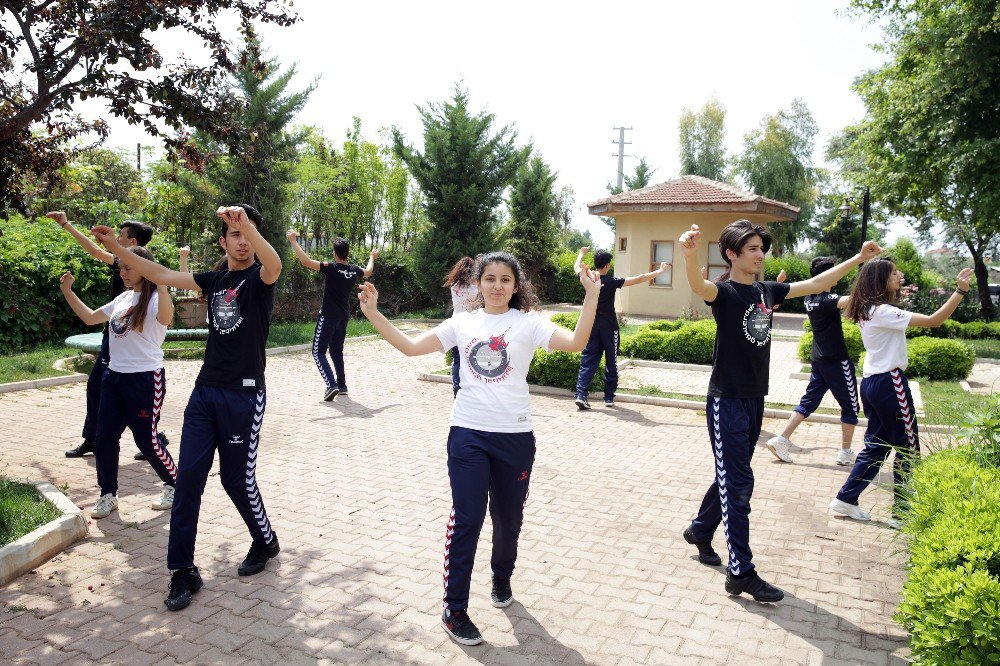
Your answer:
[527,348,603,393]
[905,337,975,381]
[550,312,580,330]
[797,321,865,366]
[907,319,1000,341]
[620,319,716,364]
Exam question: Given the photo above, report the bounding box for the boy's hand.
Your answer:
[91,225,117,247]
[859,240,882,262]
[47,211,68,227]
[286,229,298,242]
[679,224,701,257]
[371,249,380,259]
[179,246,190,257]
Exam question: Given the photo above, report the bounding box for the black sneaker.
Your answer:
[137,433,169,460]
[574,396,591,410]
[164,566,203,612]
[683,527,723,566]
[725,570,784,603]
[237,534,280,576]
[442,608,483,646]
[324,386,340,401]
[337,387,349,396]
[604,399,615,407]
[491,576,513,608]
[65,440,95,458]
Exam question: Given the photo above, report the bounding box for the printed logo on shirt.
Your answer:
[337,268,359,280]
[466,332,513,383]
[210,279,246,334]
[109,306,133,338]
[742,299,773,346]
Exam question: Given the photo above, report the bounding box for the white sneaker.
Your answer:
[886,518,904,530]
[837,449,857,466]
[765,436,794,463]
[91,493,118,519]
[829,498,871,522]
[152,485,175,511]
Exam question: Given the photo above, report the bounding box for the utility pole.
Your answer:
[136,143,142,172]
[612,126,632,191]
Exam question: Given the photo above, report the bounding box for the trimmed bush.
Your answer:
[797,321,864,366]
[907,319,1000,341]
[643,319,687,332]
[527,348,603,393]
[551,250,584,303]
[550,312,580,330]
[906,337,975,380]
[620,319,715,364]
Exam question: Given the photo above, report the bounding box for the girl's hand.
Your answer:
[957,268,973,292]
[658,262,671,273]
[357,281,379,316]
[370,249,380,259]
[286,229,298,242]
[679,224,701,257]
[179,246,190,257]
[579,267,601,298]
[91,225,116,247]
[59,271,75,292]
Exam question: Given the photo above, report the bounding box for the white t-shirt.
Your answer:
[434,308,558,433]
[100,290,167,373]
[450,283,480,314]
[859,304,913,377]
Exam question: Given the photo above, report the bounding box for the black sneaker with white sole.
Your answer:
[237,534,280,576]
[491,576,512,608]
[164,566,203,611]
[574,396,591,410]
[725,570,784,603]
[683,526,723,566]
[442,608,483,645]
[324,386,339,401]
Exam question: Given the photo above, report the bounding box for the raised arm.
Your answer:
[678,224,718,303]
[48,212,114,265]
[179,246,191,274]
[548,268,602,351]
[357,282,444,356]
[362,249,379,278]
[908,269,973,328]
[220,207,281,284]
[156,284,174,326]
[59,272,109,326]
[573,246,589,275]
[786,241,883,299]
[286,230,321,271]
[622,262,671,287]
[92,225,199,291]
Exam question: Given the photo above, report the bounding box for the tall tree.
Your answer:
[392,85,530,298]
[734,98,819,255]
[838,0,999,318]
[678,98,728,180]
[506,156,559,278]
[625,157,655,190]
[0,1,297,213]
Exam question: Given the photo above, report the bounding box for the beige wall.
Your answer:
[609,212,786,319]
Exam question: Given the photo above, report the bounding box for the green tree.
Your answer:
[144,155,220,256]
[678,98,728,180]
[735,99,819,255]
[506,156,559,278]
[625,157,656,190]
[392,86,530,298]
[287,126,345,248]
[0,1,297,213]
[838,0,999,318]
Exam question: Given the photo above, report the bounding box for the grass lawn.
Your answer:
[918,379,984,427]
[0,345,91,384]
[0,479,62,548]
[965,338,1000,359]
[265,318,377,348]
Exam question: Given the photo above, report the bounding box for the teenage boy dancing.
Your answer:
[94,205,282,612]
[678,221,879,602]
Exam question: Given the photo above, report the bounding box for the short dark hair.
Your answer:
[333,237,349,260]
[593,250,613,269]
[718,219,772,266]
[810,256,836,278]
[120,220,153,247]
[219,203,264,237]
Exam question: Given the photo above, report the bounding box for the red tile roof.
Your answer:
[587,175,799,220]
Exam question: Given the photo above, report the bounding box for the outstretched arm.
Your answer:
[678,224,718,302]
[59,272,109,326]
[908,269,973,328]
[362,249,379,278]
[548,268,602,351]
[92,225,199,291]
[220,207,282,284]
[48,212,114,265]
[357,282,444,356]
[286,230,321,271]
[573,246,589,275]
[622,262,671,287]
[786,241,883,299]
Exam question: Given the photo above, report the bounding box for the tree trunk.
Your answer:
[966,240,997,320]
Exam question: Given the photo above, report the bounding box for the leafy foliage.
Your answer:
[506,156,559,280]
[797,321,865,366]
[678,98,728,181]
[527,348,604,393]
[905,337,975,381]
[620,320,716,364]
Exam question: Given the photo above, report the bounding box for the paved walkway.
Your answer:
[1,339,911,664]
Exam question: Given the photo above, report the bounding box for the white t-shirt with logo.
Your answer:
[100,290,166,373]
[434,308,558,433]
[859,304,913,377]
[450,283,480,314]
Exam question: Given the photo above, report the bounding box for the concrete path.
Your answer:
[0,339,911,664]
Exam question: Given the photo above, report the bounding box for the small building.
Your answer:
[587,175,799,319]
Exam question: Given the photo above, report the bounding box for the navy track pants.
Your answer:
[794,358,860,424]
[313,314,349,391]
[575,324,619,401]
[82,330,111,440]
[443,426,535,611]
[167,385,274,571]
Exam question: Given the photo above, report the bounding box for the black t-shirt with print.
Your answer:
[319,261,364,318]
[101,259,125,337]
[804,292,849,362]
[194,264,275,391]
[707,280,790,398]
[596,274,626,326]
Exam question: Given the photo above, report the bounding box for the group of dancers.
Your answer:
[50,207,972,645]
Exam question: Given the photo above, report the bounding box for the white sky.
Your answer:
[92,0,908,248]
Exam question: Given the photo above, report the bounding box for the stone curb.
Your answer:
[975,356,1000,366]
[0,481,87,587]
[0,356,89,395]
[629,359,711,373]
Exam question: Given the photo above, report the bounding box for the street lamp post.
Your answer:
[838,187,872,243]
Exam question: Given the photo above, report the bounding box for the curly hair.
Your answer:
[442,256,475,288]
[472,252,540,312]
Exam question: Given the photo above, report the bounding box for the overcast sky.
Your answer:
[93,0,905,247]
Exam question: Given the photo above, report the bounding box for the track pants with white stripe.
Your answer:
[95,369,176,496]
[575,323,619,401]
[443,426,534,611]
[793,358,860,424]
[689,396,764,576]
[312,314,349,391]
[167,385,274,571]
[836,369,920,517]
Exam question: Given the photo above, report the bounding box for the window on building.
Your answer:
[708,242,727,280]
[619,237,627,252]
[650,241,673,286]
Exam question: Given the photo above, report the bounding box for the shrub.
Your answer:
[797,321,864,366]
[550,250,584,303]
[906,337,975,381]
[643,319,687,332]
[527,348,603,393]
[620,319,715,364]
[550,312,580,330]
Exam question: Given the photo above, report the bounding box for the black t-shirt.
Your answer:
[319,261,364,318]
[101,259,125,336]
[596,274,626,325]
[804,292,849,362]
[194,264,275,391]
[707,280,790,398]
